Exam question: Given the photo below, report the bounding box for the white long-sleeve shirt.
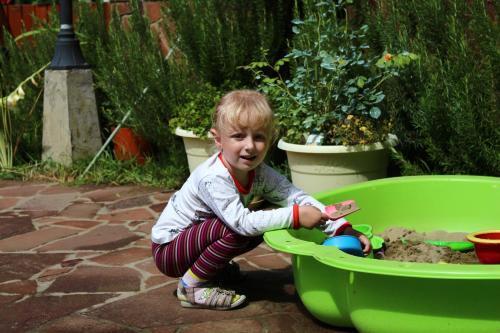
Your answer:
[151,153,349,244]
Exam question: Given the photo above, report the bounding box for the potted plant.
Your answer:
[245,0,417,193]
[169,82,224,172]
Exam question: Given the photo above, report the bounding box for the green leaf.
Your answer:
[376,57,387,68]
[320,62,335,70]
[250,61,269,68]
[262,78,276,84]
[374,93,385,103]
[369,106,382,119]
[356,76,366,88]
[408,52,419,60]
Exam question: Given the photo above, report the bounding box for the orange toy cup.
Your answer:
[466,230,500,264]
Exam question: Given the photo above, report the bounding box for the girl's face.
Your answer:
[212,123,270,180]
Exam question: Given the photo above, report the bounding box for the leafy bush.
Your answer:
[364,0,499,175]
[246,0,417,145]
[168,82,225,137]
[166,0,294,87]
[92,1,181,151]
[1,1,190,184]
[75,2,109,68]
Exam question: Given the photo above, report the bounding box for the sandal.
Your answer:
[177,283,246,310]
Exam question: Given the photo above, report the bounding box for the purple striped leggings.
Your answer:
[152,218,262,280]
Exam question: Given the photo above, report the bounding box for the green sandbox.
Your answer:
[264,176,500,333]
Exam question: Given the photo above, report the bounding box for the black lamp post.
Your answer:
[49,0,89,69]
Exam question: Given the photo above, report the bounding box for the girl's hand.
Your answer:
[298,206,326,229]
[358,234,372,255]
[340,226,372,255]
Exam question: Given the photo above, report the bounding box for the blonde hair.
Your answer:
[213,90,275,139]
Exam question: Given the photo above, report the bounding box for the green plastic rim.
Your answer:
[264,176,500,280]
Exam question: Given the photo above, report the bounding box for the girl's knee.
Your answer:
[224,233,262,251]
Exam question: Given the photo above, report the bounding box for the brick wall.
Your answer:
[0,1,169,55]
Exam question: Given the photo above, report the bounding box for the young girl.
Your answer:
[152,90,370,310]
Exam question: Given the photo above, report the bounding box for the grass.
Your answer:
[0,152,188,190]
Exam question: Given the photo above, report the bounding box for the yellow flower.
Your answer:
[359,126,367,132]
[6,93,21,108]
[17,86,25,98]
[347,115,354,120]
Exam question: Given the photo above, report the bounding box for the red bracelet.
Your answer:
[292,204,300,229]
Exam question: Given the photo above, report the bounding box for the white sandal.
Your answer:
[177,283,246,310]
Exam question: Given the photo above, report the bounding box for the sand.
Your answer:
[375,227,479,264]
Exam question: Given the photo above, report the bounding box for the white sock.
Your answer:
[181,269,207,288]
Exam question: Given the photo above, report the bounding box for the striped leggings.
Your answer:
[152,217,262,280]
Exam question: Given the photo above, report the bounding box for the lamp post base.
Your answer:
[48,34,90,70]
[42,69,102,166]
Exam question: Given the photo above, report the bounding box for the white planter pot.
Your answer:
[278,138,394,194]
[175,128,216,173]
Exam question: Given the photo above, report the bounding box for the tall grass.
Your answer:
[0,8,58,163]
[0,152,186,189]
[0,97,12,169]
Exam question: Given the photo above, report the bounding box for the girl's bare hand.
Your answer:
[298,206,324,229]
[358,234,372,254]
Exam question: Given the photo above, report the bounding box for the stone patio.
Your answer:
[0,180,354,332]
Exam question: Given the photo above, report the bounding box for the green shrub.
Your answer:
[0,8,59,164]
[92,0,182,152]
[166,0,294,87]
[75,1,109,68]
[168,82,225,137]
[0,3,108,165]
[246,0,417,146]
[364,0,499,175]
[1,1,191,183]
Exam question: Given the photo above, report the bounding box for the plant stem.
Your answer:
[13,88,43,158]
[80,109,132,178]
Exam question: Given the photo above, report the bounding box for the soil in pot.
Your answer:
[376,227,479,264]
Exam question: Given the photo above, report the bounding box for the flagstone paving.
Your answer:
[0,180,354,333]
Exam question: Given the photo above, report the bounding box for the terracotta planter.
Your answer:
[175,127,216,173]
[112,127,150,165]
[278,138,395,194]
